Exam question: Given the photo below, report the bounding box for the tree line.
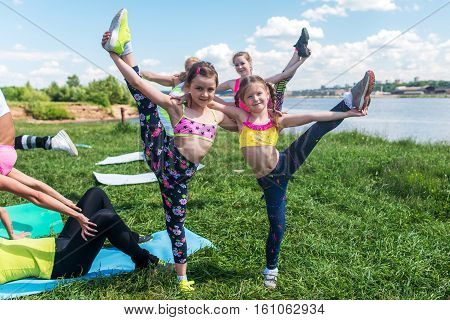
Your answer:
[1,75,132,107]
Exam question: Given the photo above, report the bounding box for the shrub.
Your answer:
[25,102,74,120]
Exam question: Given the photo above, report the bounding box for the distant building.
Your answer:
[414,76,419,82]
[392,86,425,95]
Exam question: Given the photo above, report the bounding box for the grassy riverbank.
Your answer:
[4,121,449,300]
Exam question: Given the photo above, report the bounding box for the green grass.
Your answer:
[4,121,449,300]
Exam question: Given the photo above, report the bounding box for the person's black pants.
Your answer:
[51,187,151,279]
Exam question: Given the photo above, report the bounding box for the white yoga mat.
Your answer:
[93,164,205,186]
[96,152,145,166]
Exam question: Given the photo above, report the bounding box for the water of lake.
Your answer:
[281,98,450,143]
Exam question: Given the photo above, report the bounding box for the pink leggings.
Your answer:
[0,145,17,176]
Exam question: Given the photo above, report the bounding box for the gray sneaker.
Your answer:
[51,130,78,156]
[263,268,278,289]
[351,70,375,111]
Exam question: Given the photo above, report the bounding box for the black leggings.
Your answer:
[50,187,151,279]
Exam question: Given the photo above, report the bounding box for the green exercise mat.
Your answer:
[0,203,63,239]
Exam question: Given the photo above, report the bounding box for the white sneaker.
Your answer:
[263,268,278,289]
[51,130,78,156]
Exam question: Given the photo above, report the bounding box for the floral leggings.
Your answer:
[127,66,198,264]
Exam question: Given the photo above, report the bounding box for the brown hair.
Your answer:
[235,75,280,127]
[185,61,219,87]
[178,57,201,83]
[232,51,252,66]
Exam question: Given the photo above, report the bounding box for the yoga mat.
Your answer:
[93,164,205,186]
[0,203,63,239]
[0,228,213,299]
[96,152,144,166]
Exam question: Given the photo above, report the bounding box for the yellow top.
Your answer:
[0,237,55,284]
[239,125,279,148]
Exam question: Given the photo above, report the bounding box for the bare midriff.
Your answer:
[242,146,279,178]
[175,136,213,164]
[0,114,15,146]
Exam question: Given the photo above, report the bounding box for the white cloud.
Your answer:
[0,50,75,62]
[301,0,397,21]
[30,61,66,76]
[302,5,347,21]
[13,43,26,50]
[141,58,161,67]
[251,17,324,40]
[80,66,107,83]
[0,65,8,76]
[12,0,24,6]
[335,0,397,11]
[195,43,234,69]
[247,17,324,49]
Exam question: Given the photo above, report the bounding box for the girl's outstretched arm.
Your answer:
[279,108,367,129]
[141,71,177,87]
[109,53,173,110]
[210,101,246,123]
[265,56,309,84]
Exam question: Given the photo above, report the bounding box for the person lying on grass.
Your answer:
[0,187,158,285]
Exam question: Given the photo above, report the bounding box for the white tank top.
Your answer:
[0,89,10,118]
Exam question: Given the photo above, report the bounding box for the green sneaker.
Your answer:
[103,8,131,55]
[179,280,195,292]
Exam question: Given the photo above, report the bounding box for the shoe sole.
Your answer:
[59,130,78,156]
[356,70,375,111]
[104,9,126,52]
[301,27,309,44]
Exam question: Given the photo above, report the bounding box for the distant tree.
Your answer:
[66,74,81,87]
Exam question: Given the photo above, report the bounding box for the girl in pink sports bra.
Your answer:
[216,29,311,112]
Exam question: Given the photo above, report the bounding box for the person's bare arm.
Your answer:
[7,168,81,213]
[109,53,174,111]
[0,173,97,240]
[265,56,309,84]
[0,207,30,240]
[279,108,367,129]
[141,71,176,87]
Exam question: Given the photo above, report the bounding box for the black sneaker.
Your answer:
[133,249,159,269]
[132,231,152,244]
[351,70,375,111]
[294,27,310,58]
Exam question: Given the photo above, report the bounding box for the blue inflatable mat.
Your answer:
[0,203,63,239]
[0,228,213,299]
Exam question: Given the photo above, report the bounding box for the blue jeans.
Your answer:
[257,100,349,269]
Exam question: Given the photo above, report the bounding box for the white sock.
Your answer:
[177,275,188,282]
[263,267,278,275]
[121,42,133,57]
[343,92,353,109]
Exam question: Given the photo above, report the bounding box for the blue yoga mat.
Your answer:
[0,228,213,299]
[0,203,63,239]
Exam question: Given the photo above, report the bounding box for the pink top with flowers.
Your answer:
[173,104,218,142]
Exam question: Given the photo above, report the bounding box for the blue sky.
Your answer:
[0,0,449,89]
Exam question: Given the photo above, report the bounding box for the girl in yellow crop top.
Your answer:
[210,71,375,289]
